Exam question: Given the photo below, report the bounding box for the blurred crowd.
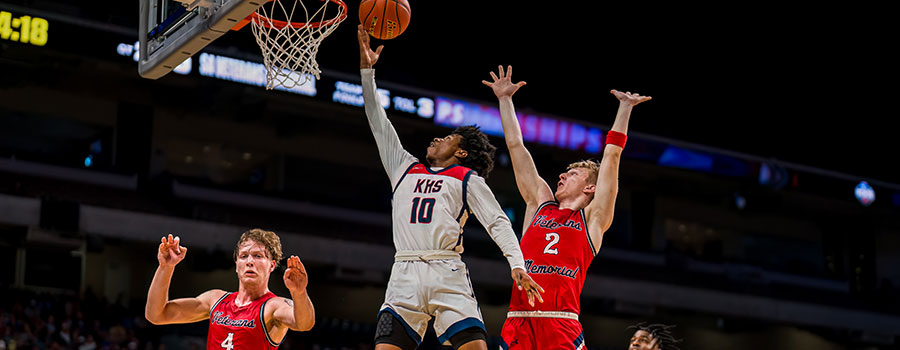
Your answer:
[0,289,375,350]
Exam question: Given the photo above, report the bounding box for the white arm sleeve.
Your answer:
[466,175,526,271]
[361,68,418,185]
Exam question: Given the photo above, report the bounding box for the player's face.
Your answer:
[426,134,463,165]
[629,330,659,350]
[235,240,275,285]
[555,167,594,200]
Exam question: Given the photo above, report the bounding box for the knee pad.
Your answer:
[374,312,418,350]
[449,327,487,350]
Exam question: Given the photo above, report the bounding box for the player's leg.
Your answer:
[454,336,487,350]
[429,260,489,350]
[374,311,420,350]
[538,318,585,350]
[500,317,532,349]
[377,261,430,350]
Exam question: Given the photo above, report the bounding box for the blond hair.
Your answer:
[566,159,600,184]
[233,228,283,267]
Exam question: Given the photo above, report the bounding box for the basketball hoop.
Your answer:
[238,0,347,90]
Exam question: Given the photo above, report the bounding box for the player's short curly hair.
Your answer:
[453,125,496,178]
[233,228,283,267]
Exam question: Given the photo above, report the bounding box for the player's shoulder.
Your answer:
[407,163,474,181]
[535,200,559,211]
[261,294,292,316]
[199,289,229,306]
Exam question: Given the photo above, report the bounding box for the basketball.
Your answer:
[359,0,411,40]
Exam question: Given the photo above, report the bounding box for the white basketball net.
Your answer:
[250,0,346,90]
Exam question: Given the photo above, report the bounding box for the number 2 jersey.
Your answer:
[361,68,524,271]
[508,201,596,314]
[207,291,280,350]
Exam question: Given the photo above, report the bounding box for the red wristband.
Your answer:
[605,131,627,149]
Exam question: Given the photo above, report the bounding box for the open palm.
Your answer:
[283,255,308,293]
[611,89,652,106]
[482,65,526,98]
[357,24,383,69]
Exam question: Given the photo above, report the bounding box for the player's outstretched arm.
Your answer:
[272,256,315,331]
[145,234,224,325]
[466,176,544,305]
[482,65,554,210]
[584,90,651,253]
[357,24,417,185]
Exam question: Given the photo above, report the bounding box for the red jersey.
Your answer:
[508,201,595,314]
[207,291,280,350]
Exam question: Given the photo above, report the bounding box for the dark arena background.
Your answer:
[1,1,897,349]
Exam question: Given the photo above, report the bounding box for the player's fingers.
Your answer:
[489,71,499,82]
[374,45,384,57]
[497,65,504,78]
[527,291,535,307]
[295,258,307,274]
[531,284,544,303]
[516,81,527,88]
[481,80,492,87]
[506,65,512,78]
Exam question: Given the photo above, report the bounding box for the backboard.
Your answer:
[138,0,262,79]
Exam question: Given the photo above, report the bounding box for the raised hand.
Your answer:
[157,234,187,268]
[512,268,545,307]
[482,65,527,99]
[357,24,384,69]
[283,255,309,294]
[611,89,652,106]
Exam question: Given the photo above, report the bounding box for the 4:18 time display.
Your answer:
[0,10,49,46]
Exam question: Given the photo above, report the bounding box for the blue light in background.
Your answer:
[504,208,516,222]
[90,139,102,154]
[855,181,875,207]
[658,146,713,171]
[84,155,93,167]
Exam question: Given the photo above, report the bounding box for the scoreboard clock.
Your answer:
[0,10,49,46]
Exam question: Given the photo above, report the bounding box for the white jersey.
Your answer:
[361,68,525,271]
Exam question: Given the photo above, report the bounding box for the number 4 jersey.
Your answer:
[207,291,280,350]
[508,201,596,314]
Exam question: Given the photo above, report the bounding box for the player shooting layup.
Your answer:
[145,229,314,349]
[358,26,543,350]
[482,66,651,349]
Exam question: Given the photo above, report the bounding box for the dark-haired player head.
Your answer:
[628,323,681,350]
[426,125,496,178]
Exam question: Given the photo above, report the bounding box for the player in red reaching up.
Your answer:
[145,229,314,349]
[482,65,651,350]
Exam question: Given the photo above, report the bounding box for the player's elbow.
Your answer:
[293,317,315,332]
[507,140,525,150]
[144,311,165,325]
